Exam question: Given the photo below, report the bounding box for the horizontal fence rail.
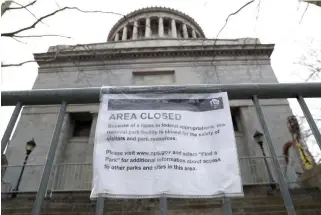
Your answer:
[2,83,321,106]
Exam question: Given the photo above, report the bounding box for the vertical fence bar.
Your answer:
[252,96,296,215]
[95,197,105,215]
[223,197,232,215]
[160,196,168,215]
[49,164,59,197]
[1,102,22,154]
[297,96,321,149]
[32,102,67,215]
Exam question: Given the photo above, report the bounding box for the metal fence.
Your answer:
[1,156,295,194]
[53,157,300,191]
[1,83,321,215]
[52,162,92,192]
[50,157,296,192]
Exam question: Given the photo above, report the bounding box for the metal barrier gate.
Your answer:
[1,82,321,215]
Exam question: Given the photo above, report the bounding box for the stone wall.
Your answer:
[33,60,277,89]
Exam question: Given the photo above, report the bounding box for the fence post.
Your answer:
[297,96,321,150]
[32,102,67,215]
[1,102,22,154]
[160,196,168,215]
[95,197,105,215]
[48,164,59,198]
[252,96,296,215]
[223,197,233,215]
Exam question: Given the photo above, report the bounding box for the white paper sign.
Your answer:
[91,93,243,199]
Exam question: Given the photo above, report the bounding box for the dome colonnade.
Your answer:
[107,7,206,41]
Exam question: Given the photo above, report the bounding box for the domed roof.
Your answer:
[107,7,205,41]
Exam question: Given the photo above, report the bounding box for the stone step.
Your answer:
[1,211,159,215]
[3,191,321,215]
[232,204,321,213]
[3,198,321,210]
[3,201,320,211]
[2,203,160,211]
[231,196,319,202]
[233,209,321,215]
[232,199,320,204]
[3,202,321,214]
[2,209,321,215]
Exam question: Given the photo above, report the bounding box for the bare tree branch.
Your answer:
[253,0,262,33]
[11,37,26,44]
[14,34,71,39]
[294,38,321,81]
[204,0,255,85]
[1,7,124,37]
[299,3,309,24]
[7,0,43,24]
[7,0,36,10]
[305,69,320,81]
[216,0,255,39]
[256,0,261,21]
[2,43,92,68]
[297,113,321,144]
[2,60,36,67]
[54,0,61,9]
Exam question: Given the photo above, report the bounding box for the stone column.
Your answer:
[171,19,177,38]
[114,33,119,41]
[122,26,127,40]
[192,29,196,38]
[183,23,188,38]
[145,18,151,38]
[89,114,98,144]
[158,17,164,37]
[132,21,138,39]
[86,114,98,163]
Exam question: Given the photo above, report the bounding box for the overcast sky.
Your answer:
[1,0,320,158]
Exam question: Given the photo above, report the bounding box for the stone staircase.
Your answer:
[2,188,321,215]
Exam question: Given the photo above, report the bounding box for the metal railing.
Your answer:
[48,157,299,193]
[1,83,321,215]
[1,156,298,194]
[239,156,296,186]
[51,162,92,192]
[51,157,298,192]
